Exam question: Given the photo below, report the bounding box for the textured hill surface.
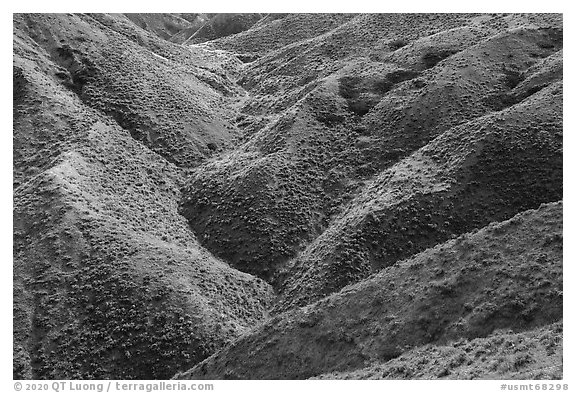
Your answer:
[14,13,243,170]
[177,202,562,379]
[14,13,562,380]
[179,15,562,285]
[314,322,562,380]
[13,13,272,380]
[123,13,199,41]
[182,14,264,45]
[201,14,355,56]
[275,80,562,311]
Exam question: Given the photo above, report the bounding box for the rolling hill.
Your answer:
[13,13,562,380]
[177,202,562,379]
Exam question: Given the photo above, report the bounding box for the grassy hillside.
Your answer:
[123,13,197,41]
[202,14,355,56]
[177,202,562,379]
[14,13,563,380]
[13,13,272,380]
[183,14,264,45]
[14,13,243,169]
[276,80,562,311]
[179,17,562,285]
[314,322,562,380]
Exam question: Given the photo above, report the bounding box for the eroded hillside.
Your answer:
[14,13,272,380]
[177,202,563,379]
[14,13,562,380]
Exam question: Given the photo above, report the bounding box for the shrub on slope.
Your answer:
[13,42,272,379]
[183,14,264,45]
[203,13,355,56]
[176,202,562,379]
[123,13,196,41]
[180,24,562,284]
[235,13,479,116]
[276,80,562,311]
[14,13,242,168]
[358,26,562,177]
[314,322,562,380]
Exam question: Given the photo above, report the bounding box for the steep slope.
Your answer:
[276,80,562,311]
[14,13,563,381]
[123,13,197,41]
[85,13,246,88]
[183,14,264,45]
[14,14,273,380]
[314,322,562,380]
[359,25,562,176]
[179,20,562,283]
[235,13,480,115]
[177,202,562,380]
[168,14,208,44]
[14,13,243,169]
[201,13,355,57]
